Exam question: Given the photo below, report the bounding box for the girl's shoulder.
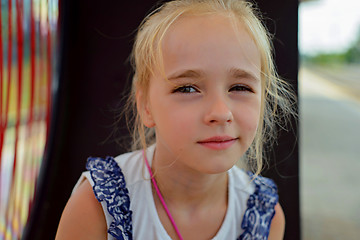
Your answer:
[230,166,278,199]
[81,147,154,240]
[55,179,107,240]
[56,149,144,240]
[231,167,280,240]
[86,145,154,187]
[83,151,143,240]
[247,171,278,199]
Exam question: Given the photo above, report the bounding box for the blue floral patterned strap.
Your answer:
[86,156,133,240]
[238,173,279,240]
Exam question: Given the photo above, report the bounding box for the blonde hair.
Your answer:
[123,0,296,175]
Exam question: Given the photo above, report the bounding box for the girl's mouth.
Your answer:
[197,136,238,150]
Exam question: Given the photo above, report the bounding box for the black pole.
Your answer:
[257,1,300,239]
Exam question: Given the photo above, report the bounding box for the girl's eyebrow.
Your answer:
[229,67,260,82]
[167,69,204,80]
[167,68,260,82]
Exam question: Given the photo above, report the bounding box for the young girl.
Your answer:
[56,0,295,239]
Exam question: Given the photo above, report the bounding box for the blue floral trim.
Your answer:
[238,173,279,240]
[86,156,133,240]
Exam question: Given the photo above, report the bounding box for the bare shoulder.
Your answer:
[268,203,285,240]
[55,179,107,240]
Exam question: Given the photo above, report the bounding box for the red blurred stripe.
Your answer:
[5,0,24,236]
[14,0,24,179]
[38,0,43,121]
[14,1,25,234]
[0,0,4,171]
[46,0,52,139]
[29,0,35,125]
[5,0,13,134]
[0,4,13,226]
[27,0,36,213]
[0,0,13,173]
[4,0,14,232]
[0,0,3,212]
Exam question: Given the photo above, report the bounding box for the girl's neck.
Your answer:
[148,147,229,240]
[151,149,228,209]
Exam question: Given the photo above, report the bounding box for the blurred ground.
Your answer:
[299,64,360,240]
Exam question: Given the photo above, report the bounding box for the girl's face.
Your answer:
[140,14,262,174]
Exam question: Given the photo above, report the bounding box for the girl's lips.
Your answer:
[197,137,238,150]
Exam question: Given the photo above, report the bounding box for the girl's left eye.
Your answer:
[229,84,253,93]
[172,85,199,94]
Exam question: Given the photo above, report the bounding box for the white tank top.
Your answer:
[73,145,278,240]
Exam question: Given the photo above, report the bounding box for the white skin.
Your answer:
[55,13,284,240]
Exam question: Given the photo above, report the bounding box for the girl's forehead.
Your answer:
[159,14,261,79]
[165,14,239,39]
[162,14,259,56]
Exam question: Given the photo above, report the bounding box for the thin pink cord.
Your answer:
[143,150,184,240]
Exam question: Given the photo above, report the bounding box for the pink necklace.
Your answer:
[143,150,184,240]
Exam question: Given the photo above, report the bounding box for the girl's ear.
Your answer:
[136,89,156,128]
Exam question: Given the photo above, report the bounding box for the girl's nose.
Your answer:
[204,96,233,125]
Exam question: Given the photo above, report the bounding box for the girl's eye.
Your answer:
[229,84,253,93]
[172,85,198,93]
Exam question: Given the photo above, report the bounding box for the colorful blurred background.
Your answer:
[0,0,58,239]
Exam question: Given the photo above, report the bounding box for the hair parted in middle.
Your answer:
[123,0,296,175]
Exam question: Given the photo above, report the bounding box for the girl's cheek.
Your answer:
[235,105,260,130]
